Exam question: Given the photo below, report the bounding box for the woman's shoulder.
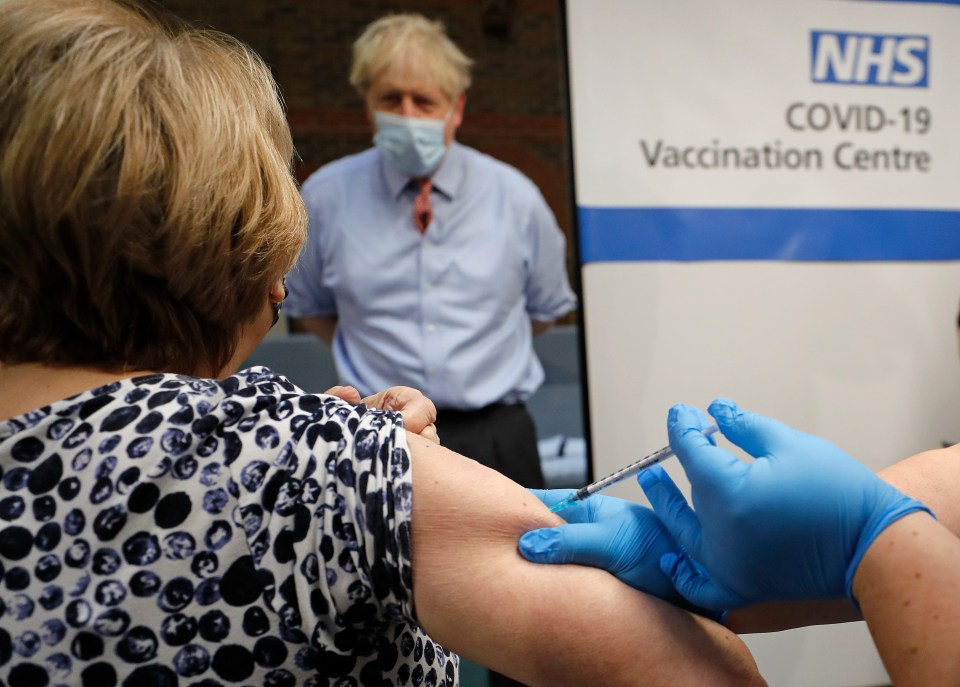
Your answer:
[0,367,353,468]
[133,366,331,422]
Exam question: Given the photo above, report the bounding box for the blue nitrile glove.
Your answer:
[639,399,932,612]
[519,488,683,603]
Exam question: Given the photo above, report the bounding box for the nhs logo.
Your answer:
[811,31,929,87]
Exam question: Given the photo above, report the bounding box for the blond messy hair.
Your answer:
[0,0,307,376]
[350,13,473,101]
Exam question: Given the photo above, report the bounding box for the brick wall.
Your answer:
[157,0,575,243]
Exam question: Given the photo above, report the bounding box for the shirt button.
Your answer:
[426,324,436,333]
[424,283,433,291]
[428,367,437,375]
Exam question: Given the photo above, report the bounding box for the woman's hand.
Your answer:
[326,385,439,444]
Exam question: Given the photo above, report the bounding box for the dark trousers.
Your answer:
[435,403,541,687]
[435,402,544,489]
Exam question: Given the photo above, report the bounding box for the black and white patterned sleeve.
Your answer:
[232,385,418,652]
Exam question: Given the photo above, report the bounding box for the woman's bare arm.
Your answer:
[727,444,960,634]
[880,444,960,534]
[853,512,960,686]
[407,433,766,687]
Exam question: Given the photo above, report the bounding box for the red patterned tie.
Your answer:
[413,178,432,234]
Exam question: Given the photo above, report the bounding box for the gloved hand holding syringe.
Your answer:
[549,423,719,513]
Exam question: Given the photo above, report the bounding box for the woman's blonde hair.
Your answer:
[0,0,307,375]
[350,13,473,100]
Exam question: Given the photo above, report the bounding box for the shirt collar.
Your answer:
[380,142,465,201]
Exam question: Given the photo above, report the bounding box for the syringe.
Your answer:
[549,423,719,514]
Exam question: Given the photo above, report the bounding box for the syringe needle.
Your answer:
[549,423,719,514]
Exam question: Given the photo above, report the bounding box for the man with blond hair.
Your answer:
[286,14,577,505]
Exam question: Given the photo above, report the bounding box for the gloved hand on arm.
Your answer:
[643,398,932,611]
[518,489,685,604]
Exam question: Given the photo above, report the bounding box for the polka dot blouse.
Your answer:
[0,368,456,687]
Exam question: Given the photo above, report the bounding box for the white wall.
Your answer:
[581,262,960,686]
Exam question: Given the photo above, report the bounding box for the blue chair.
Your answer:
[527,325,584,439]
[458,658,490,687]
[528,326,588,488]
[240,333,338,393]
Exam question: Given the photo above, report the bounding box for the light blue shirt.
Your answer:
[285,142,577,409]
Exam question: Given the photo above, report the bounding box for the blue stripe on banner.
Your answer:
[578,207,960,262]
[864,0,960,4]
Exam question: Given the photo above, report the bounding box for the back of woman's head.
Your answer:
[0,0,306,376]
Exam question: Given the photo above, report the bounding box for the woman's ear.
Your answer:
[269,277,287,306]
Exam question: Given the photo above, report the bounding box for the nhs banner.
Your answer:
[566,2,960,685]
[810,30,929,88]
[568,0,960,262]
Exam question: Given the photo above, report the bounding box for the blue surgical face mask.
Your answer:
[373,110,451,177]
